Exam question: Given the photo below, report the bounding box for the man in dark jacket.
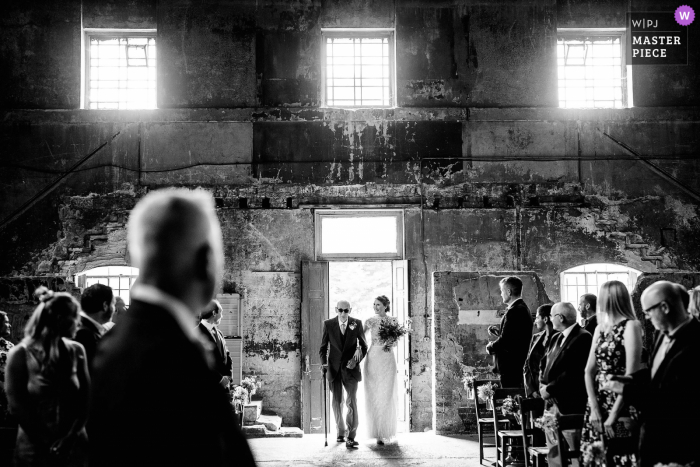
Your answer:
[77,283,115,371]
[523,304,557,398]
[578,293,598,335]
[486,276,533,388]
[89,189,255,467]
[197,299,233,389]
[606,281,700,467]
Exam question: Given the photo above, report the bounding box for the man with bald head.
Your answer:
[319,300,368,448]
[89,189,255,467]
[606,281,700,467]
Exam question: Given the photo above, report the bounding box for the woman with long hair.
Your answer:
[580,280,643,467]
[362,295,399,445]
[5,291,89,467]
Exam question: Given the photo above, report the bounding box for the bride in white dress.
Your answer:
[363,295,399,444]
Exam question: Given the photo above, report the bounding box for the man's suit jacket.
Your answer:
[489,299,533,381]
[74,313,103,372]
[197,322,233,383]
[539,324,592,415]
[623,318,700,467]
[583,315,598,335]
[523,330,558,397]
[89,299,255,467]
[319,316,368,383]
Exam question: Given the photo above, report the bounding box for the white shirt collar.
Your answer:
[80,311,106,336]
[201,320,216,333]
[130,284,200,343]
[559,323,576,346]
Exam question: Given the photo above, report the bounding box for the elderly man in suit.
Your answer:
[197,299,233,389]
[319,300,368,449]
[77,283,115,372]
[486,276,533,388]
[578,293,598,335]
[539,302,592,466]
[605,281,700,467]
[89,189,255,467]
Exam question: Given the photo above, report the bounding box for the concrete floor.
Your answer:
[249,432,495,467]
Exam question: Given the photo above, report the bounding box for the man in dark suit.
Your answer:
[486,276,533,388]
[539,302,592,415]
[606,281,700,467]
[197,299,233,389]
[77,283,115,372]
[89,189,255,467]
[523,304,558,398]
[319,300,368,449]
[578,293,598,335]
[539,302,592,467]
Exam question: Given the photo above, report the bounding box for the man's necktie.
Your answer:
[341,323,346,335]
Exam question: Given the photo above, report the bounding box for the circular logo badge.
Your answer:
[675,5,695,26]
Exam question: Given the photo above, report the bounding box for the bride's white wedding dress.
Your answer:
[363,315,398,440]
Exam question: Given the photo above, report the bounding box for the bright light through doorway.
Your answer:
[321,217,398,254]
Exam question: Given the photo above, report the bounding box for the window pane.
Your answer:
[87,34,156,109]
[321,216,398,254]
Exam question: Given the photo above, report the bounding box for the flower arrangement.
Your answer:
[460,364,475,390]
[241,375,262,399]
[534,410,558,431]
[501,396,519,417]
[581,440,605,465]
[230,385,249,411]
[378,317,411,352]
[477,381,498,402]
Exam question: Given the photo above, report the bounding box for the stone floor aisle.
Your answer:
[249,432,495,467]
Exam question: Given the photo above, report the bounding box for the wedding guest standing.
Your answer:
[5,292,89,466]
[688,285,700,319]
[523,304,557,398]
[486,276,533,388]
[605,281,700,467]
[76,284,115,371]
[196,299,233,389]
[88,189,256,467]
[580,281,643,467]
[579,294,598,334]
[538,302,592,466]
[0,311,14,427]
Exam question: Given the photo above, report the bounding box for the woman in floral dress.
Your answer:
[581,281,643,467]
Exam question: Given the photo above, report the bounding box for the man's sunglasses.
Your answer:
[336,308,350,313]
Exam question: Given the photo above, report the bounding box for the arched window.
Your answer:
[75,266,139,306]
[560,263,640,307]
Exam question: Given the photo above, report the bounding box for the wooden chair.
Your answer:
[555,414,584,466]
[518,396,547,467]
[492,388,525,467]
[473,379,507,465]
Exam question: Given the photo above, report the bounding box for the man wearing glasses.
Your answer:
[605,281,700,467]
[319,300,368,449]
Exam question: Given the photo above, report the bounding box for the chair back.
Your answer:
[472,379,499,421]
[491,387,524,434]
[556,413,584,466]
[518,396,545,467]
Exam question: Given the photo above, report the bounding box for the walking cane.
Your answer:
[322,366,328,447]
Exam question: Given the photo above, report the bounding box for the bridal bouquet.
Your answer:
[378,317,411,352]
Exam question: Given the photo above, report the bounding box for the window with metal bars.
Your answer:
[321,29,394,108]
[85,30,157,109]
[557,29,630,108]
[560,263,640,309]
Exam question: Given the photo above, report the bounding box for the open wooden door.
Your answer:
[392,260,410,433]
[301,261,329,434]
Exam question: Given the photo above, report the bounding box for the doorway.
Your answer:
[327,261,409,436]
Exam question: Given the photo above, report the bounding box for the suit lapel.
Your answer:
[551,325,581,369]
[652,319,697,384]
[332,317,342,348]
